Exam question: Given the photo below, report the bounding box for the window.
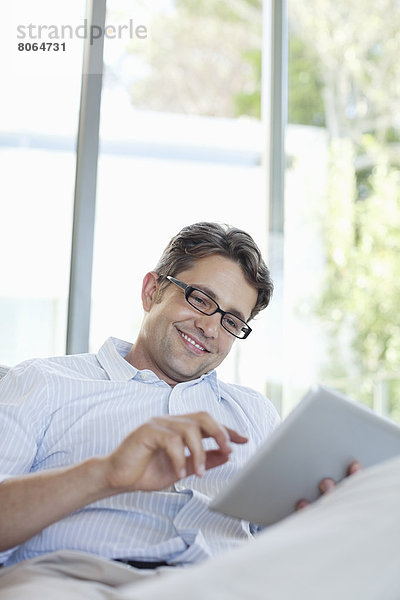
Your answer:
[285,0,400,419]
[1,1,85,364]
[89,0,271,392]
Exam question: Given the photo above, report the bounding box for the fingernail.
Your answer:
[198,464,205,477]
[350,461,362,474]
[296,500,308,511]
[320,479,335,493]
[180,468,187,478]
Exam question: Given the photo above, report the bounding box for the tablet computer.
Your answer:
[210,385,400,526]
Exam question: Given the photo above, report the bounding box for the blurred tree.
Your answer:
[124,0,263,118]
[289,0,400,414]
[123,0,326,122]
[318,141,400,412]
[290,0,400,154]
[288,35,325,126]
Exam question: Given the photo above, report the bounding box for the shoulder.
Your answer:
[0,352,99,404]
[4,352,92,377]
[0,358,48,391]
[17,352,101,380]
[0,359,51,417]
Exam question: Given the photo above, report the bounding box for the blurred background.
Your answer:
[1,0,400,420]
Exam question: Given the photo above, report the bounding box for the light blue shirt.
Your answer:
[0,337,280,566]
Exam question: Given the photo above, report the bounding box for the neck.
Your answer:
[124,341,177,387]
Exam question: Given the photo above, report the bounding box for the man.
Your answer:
[1,222,400,599]
[0,224,279,580]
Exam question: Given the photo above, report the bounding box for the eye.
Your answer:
[192,293,207,306]
[224,316,240,330]
[188,290,216,313]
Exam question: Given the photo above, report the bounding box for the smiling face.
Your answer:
[126,254,258,386]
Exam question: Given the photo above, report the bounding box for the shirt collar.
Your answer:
[175,369,221,402]
[96,337,222,400]
[96,337,138,381]
[198,369,221,401]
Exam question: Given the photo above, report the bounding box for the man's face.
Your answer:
[130,254,258,386]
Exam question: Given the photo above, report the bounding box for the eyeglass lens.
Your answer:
[187,289,248,338]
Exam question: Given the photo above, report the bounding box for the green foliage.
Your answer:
[172,1,326,122]
[288,36,325,126]
[126,0,263,118]
[288,0,400,414]
[234,49,261,118]
[125,0,326,123]
[318,140,400,413]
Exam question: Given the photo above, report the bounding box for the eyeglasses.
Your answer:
[166,276,252,339]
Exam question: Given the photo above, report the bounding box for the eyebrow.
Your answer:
[193,283,247,322]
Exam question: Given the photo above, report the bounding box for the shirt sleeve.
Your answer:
[0,362,51,563]
[0,361,50,480]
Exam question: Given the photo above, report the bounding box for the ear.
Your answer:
[141,272,160,312]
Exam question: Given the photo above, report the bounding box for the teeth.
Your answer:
[180,331,205,351]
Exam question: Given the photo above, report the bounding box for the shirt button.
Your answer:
[141,373,150,381]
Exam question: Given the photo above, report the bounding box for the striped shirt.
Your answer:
[0,337,280,566]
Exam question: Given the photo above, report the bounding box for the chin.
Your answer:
[166,362,210,384]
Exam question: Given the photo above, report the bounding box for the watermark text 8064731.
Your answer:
[18,42,66,52]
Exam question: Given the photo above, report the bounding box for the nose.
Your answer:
[194,311,220,338]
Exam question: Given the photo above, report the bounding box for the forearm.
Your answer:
[0,413,245,553]
[0,457,112,552]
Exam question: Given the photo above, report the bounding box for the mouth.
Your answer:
[177,329,210,354]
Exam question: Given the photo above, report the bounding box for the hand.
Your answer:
[103,412,248,494]
[295,460,363,511]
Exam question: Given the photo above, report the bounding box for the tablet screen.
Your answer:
[210,385,400,526]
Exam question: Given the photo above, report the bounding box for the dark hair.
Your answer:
[154,222,273,320]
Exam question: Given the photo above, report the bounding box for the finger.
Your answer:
[295,499,309,511]
[152,426,188,480]
[204,448,233,470]
[347,460,363,476]
[191,412,247,454]
[152,416,208,477]
[190,412,233,454]
[185,447,233,476]
[150,414,247,477]
[183,425,243,477]
[181,424,207,477]
[153,413,247,453]
[224,426,248,445]
[318,477,336,494]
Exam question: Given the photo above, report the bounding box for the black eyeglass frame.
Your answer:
[165,275,252,339]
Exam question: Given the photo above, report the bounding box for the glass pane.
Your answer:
[90,0,270,394]
[285,0,400,419]
[1,1,85,364]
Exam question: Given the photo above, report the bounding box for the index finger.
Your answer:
[224,426,248,445]
[192,412,248,452]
